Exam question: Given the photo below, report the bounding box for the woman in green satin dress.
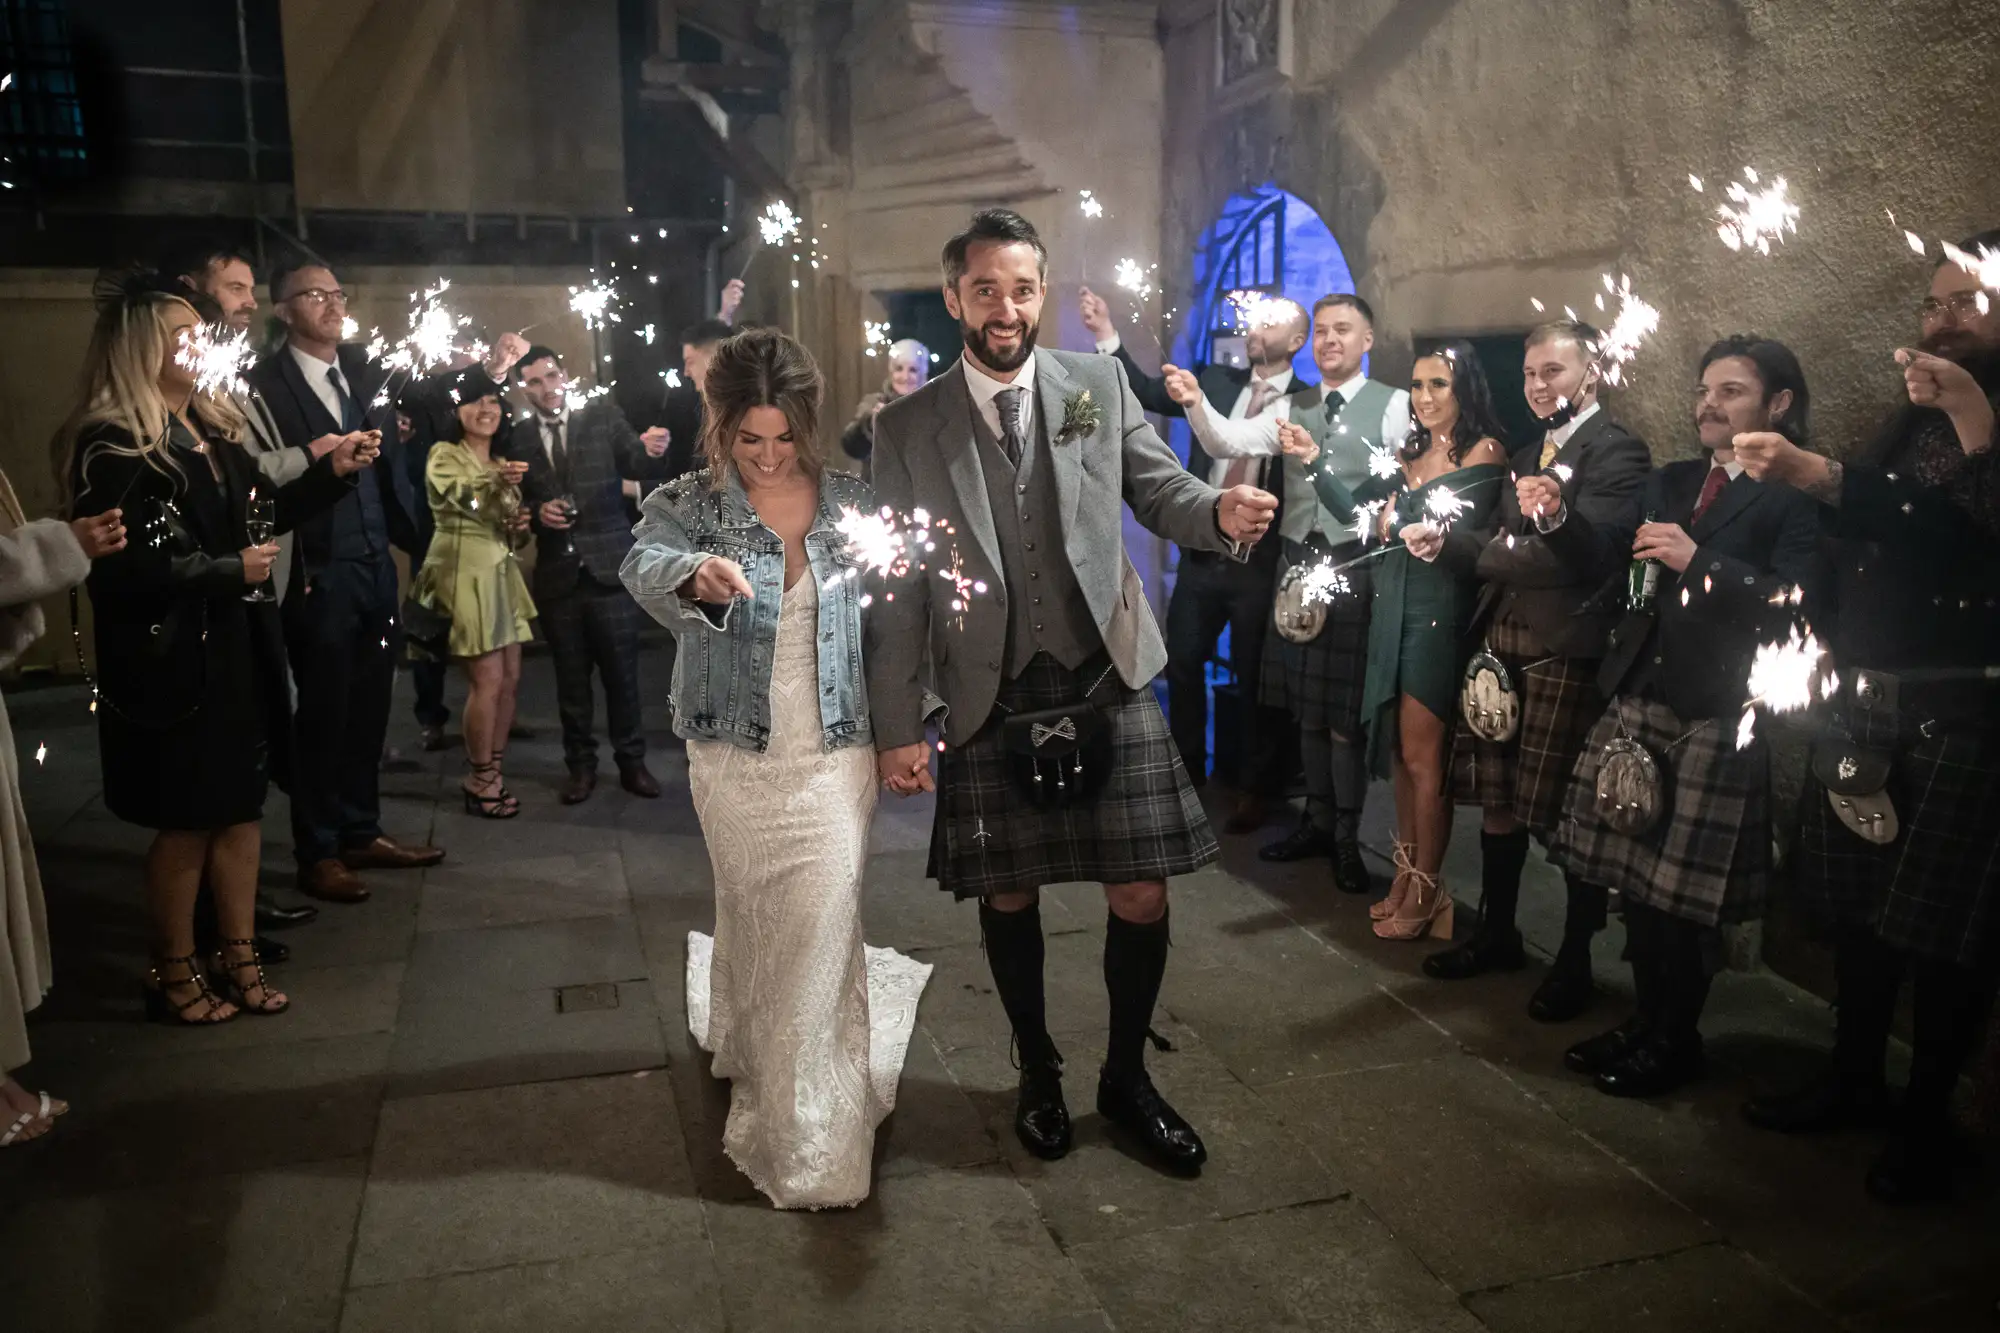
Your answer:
[1281,341,1510,941]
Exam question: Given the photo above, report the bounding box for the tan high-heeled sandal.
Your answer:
[1372,840,1418,921]
[1374,868,1454,941]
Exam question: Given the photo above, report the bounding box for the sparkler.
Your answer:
[175,322,255,398]
[340,316,360,341]
[1704,167,1800,256]
[1296,560,1352,608]
[1736,624,1831,750]
[1941,238,2000,292]
[1113,258,1154,303]
[563,382,611,413]
[1226,290,1300,334]
[1423,487,1471,529]
[734,200,802,281]
[1592,275,1660,387]
[1367,444,1401,480]
[568,278,621,332]
[34,742,46,765]
[863,320,892,358]
[1078,189,1104,220]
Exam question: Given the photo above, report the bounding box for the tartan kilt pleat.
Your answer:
[1259,549,1371,735]
[1793,716,2000,970]
[1547,697,1770,927]
[1449,620,1604,838]
[928,655,1219,900]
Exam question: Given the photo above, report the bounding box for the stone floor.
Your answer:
[2,644,1994,1332]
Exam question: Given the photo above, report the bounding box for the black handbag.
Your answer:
[992,661,1122,809]
[399,593,451,659]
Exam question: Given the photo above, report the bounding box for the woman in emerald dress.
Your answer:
[1279,341,1509,941]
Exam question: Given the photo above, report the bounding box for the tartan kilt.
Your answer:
[928,654,1219,900]
[1259,543,1372,734]
[1794,707,2000,970]
[1450,618,1605,839]
[1547,697,1770,928]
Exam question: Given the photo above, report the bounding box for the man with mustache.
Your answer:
[870,208,1277,1174]
[1735,229,2000,1204]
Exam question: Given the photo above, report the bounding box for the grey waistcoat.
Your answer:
[970,398,1102,676]
[1281,377,1399,544]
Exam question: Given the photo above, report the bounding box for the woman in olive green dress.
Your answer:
[408,386,537,817]
[1281,341,1510,940]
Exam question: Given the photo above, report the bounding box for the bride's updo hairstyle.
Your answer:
[701,326,826,485]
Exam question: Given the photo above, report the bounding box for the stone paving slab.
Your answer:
[401,914,649,998]
[351,1073,699,1288]
[387,971,667,1098]
[1067,1199,1482,1332]
[339,1246,726,1333]
[1262,1055,1716,1293]
[1464,1242,1837,1333]
[910,929,1110,1052]
[416,849,631,932]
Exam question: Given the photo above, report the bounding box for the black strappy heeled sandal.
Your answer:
[210,938,290,1016]
[142,954,236,1026]
[462,759,520,819]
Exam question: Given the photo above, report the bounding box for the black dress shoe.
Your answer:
[1014,1057,1072,1160]
[255,899,319,930]
[1595,1038,1705,1098]
[1331,839,1372,895]
[1422,927,1527,980]
[1097,1068,1207,1174]
[1528,963,1598,1023]
[1564,1017,1649,1076]
[1864,1126,1967,1205]
[1742,1068,1895,1135]
[1259,821,1331,863]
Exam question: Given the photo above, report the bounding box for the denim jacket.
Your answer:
[622,466,875,753]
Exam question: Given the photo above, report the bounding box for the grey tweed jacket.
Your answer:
[866,347,1233,749]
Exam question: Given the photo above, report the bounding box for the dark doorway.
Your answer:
[1415,332,1536,453]
[877,290,958,371]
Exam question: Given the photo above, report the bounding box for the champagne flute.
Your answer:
[243,495,277,604]
[555,492,578,557]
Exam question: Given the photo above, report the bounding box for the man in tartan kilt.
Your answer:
[1549,337,1821,1099]
[1424,321,1652,1023]
[1736,230,2000,1205]
[868,210,1279,1174]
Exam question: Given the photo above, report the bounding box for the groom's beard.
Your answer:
[962,316,1039,375]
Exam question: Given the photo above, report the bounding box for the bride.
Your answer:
[621,327,929,1209]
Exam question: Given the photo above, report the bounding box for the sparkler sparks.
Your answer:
[1940,239,2000,292]
[756,200,801,247]
[1226,290,1301,333]
[1423,488,1471,529]
[658,369,682,388]
[563,382,610,413]
[1737,624,1831,750]
[378,279,479,380]
[1296,561,1352,608]
[1708,168,1800,255]
[34,742,46,765]
[1078,189,1104,220]
[175,322,255,397]
[1351,498,1385,544]
[1592,275,1660,386]
[340,316,360,340]
[1368,444,1401,480]
[862,319,892,357]
[1113,258,1154,302]
[568,279,621,331]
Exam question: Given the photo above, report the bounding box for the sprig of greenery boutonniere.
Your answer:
[1055,388,1103,445]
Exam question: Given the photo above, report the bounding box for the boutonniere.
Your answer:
[1055,389,1103,445]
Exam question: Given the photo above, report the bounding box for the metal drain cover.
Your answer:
[555,982,621,1013]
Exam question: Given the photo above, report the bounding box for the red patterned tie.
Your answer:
[1690,465,1729,524]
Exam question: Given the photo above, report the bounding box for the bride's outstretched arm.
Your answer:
[621,482,741,631]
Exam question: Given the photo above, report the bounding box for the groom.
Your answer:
[869,209,1277,1173]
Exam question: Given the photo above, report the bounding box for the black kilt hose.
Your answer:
[1794,702,2000,971]
[1450,616,1605,839]
[930,654,1219,899]
[1260,539,1372,736]
[1548,697,1770,928]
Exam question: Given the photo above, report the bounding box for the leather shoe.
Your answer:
[1422,926,1527,980]
[254,898,318,930]
[1097,1068,1206,1174]
[419,724,448,752]
[300,859,369,903]
[339,836,445,870]
[618,761,661,799]
[1332,838,1372,895]
[1221,794,1267,835]
[1564,1016,1649,1075]
[561,768,597,805]
[1258,819,1330,863]
[1595,1038,1705,1098]
[1528,961,1598,1022]
[1014,1056,1072,1160]
[1742,1068,1895,1135]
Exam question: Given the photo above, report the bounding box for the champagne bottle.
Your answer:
[1627,507,1661,611]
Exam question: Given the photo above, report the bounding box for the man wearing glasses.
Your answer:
[247,260,523,903]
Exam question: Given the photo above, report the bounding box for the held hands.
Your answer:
[681,555,754,603]
[641,426,671,458]
[485,332,531,381]
[239,541,280,585]
[1217,485,1278,544]
[538,499,573,530]
[329,430,382,476]
[1078,287,1114,342]
[1897,347,1995,454]
[1276,419,1319,465]
[1632,521,1697,573]
[878,741,935,797]
[1159,364,1203,409]
[1516,474,1564,523]
[70,508,126,558]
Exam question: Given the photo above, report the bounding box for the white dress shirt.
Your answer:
[288,342,354,426]
[1185,367,1412,468]
[1532,399,1606,532]
[533,407,571,467]
[962,350,1038,444]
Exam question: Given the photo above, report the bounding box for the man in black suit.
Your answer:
[1079,287,1311,834]
[515,346,666,803]
[1425,320,1653,1021]
[245,259,522,903]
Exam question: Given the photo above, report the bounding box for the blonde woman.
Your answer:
[58,272,369,1026]
[0,468,124,1147]
[839,338,931,478]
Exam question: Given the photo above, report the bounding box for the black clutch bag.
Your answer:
[399,594,451,660]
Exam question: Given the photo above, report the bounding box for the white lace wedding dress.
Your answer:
[684,573,931,1210]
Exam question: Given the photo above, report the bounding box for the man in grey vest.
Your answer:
[869,209,1277,1175]
[1172,294,1411,895]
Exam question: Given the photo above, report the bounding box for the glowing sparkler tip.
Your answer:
[1113,258,1154,301]
[1530,297,1546,312]
[1688,174,1704,192]
[340,316,359,340]
[756,200,801,246]
[34,742,46,765]
[568,280,621,331]
[1904,230,1927,256]
[1078,189,1104,219]
[175,322,256,398]
[1713,169,1800,257]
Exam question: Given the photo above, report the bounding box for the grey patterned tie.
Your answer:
[996,386,1028,467]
